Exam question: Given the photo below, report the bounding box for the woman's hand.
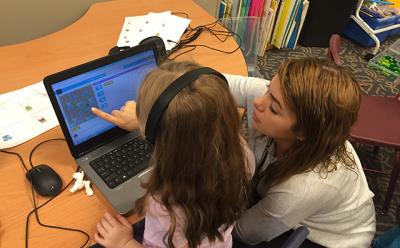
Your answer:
[94,212,139,248]
[91,101,138,131]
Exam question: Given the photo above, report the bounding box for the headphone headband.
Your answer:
[145,67,227,144]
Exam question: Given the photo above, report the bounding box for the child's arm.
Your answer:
[94,212,141,248]
[91,100,138,131]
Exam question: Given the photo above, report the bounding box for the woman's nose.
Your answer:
[253,96,266,112]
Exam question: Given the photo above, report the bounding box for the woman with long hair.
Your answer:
[230,58,375,248]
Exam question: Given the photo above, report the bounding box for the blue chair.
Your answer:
[281,226,310,248]
[233,226,312,248]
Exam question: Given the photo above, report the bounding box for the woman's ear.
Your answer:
[296,136,305,142]
[295,130,305,142]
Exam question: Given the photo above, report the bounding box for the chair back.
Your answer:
[351,93,400,149]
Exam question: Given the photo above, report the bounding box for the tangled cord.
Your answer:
[167,12,242,60]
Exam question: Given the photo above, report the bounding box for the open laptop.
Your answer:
[43,43,158,214]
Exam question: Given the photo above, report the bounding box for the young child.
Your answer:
[92,61,255,248]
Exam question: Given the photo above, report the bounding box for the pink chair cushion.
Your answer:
[351,94,400,150]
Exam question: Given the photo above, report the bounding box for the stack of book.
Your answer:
[219,0,310,56]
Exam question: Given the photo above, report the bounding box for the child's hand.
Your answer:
[91,101,138,131]
[94,212,134,248]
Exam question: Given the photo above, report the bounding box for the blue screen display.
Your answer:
[51,50,157,145]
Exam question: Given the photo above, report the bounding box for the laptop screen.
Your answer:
[50,50,156,146]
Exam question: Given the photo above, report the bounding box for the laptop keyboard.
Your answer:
[89,137,152,189]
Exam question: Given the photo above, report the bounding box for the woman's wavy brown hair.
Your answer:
[136,61,250,248]
[262,58,362,189]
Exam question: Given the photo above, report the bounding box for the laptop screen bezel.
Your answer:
[43,43,158,158]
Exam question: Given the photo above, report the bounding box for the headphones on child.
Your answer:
[144,67,228,144]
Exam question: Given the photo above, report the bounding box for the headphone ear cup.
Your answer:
[108,46,131,55]
[139,36,166,64]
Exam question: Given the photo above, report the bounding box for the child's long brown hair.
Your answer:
[262,58,361,189]
[136,61,250,247]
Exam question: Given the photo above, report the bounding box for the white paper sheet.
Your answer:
[0,82,59,149]
[117,11,191,50]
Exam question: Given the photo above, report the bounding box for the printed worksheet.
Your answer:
[117,11,191,50]
[0,82,58,149]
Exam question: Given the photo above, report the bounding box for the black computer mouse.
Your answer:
[26,164,63,197]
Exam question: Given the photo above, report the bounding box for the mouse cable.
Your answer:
[0,139,90,248]
[26,138,90,248]
[27,178,90,248]
[0,138,68,171]
[0,149,30,172]
[28,138,66,169]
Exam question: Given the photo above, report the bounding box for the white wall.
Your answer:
[194,0,219,17]
[0,0,107,46]
[0,0,217,46]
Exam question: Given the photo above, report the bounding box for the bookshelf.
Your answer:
[217,0,310,56]
[192,0,312,56]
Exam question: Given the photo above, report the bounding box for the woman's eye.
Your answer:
[269,105,278,114]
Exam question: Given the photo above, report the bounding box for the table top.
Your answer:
[0,0,247,247]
